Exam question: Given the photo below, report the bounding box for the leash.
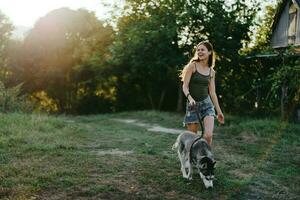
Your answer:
[188,103,205,165]
[189,103,205,137]
[189,135,203,165]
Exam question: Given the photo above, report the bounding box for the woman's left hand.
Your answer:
[217,113,224,124]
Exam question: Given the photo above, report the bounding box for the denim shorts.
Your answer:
[183,96,216,126]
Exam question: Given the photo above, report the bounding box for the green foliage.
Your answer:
[269,62,300,101]
[235,56,281,116]
[0,10,13,82]
[9,8,115,114]
[0,10,13,53]
[185,0,260,113]
[111,0,259,112]
[251,4,277,52]
[268,56,300,120]
[240,1,300,118]
[0,81,34,113]
[110,0,185,110]
[2,1,287,116]
[73,55,118,114]
[241,49,300,120]
[0,11,33,113]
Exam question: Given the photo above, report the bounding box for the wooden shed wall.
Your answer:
[271,2,290,48]
[296,4,300,44]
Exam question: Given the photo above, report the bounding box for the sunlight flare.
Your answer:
[0,0,108,27]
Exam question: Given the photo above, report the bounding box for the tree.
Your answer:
[251,4,277,52]
[0,11,13,81]
[268,57,300,121]
[111,0,186,110]
[13,8,114,113]
[111,0,259,112]
[245,0,300,120]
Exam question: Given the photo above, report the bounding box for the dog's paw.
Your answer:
[182,174,189,179]
[188,176,193,180]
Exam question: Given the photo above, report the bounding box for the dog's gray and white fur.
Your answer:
[172,131,216,188]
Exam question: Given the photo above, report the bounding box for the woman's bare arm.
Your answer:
[209,69,224,123]
[182,63,196,105]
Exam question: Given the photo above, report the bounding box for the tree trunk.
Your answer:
[284,87,300,121]
[147,93,155,110]
[281,84,287,120]
[158,88,166,110]
[176,83,183,112]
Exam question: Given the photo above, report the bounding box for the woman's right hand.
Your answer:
[188,96,196,106]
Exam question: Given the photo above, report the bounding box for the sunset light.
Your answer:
[0,0,299,198]
[0,0,110,27]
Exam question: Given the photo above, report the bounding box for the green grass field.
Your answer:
[0,111,299,199]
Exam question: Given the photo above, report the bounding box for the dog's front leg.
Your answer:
[180,163,188,178]
[186,159,193,180]
[182,160,191,179]
[178,150,188,178]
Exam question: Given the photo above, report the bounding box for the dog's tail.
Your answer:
[172,134,181,150]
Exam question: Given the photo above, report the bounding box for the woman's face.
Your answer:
[197,44,211,61]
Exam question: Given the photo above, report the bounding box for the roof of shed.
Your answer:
[271,0,300,33]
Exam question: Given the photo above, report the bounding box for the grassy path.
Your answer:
[0,111,299,199]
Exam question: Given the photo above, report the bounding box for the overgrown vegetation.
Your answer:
[0,0,299,118]
[268,56,300,120]
[0,81,34,113]
[0,111,299,199]
[1,0,263,114]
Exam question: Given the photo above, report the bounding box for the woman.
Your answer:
[180,41,224,146]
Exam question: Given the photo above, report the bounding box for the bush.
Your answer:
[0,81,35,113]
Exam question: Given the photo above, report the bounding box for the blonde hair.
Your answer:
[179,41,215,81]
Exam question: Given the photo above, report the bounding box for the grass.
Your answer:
[0,111,299,199]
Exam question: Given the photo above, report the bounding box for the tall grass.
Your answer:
[0,111,299,199]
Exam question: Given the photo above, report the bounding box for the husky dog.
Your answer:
[172,131,216,188]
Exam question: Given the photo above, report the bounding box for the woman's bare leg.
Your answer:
[203,116,214,146]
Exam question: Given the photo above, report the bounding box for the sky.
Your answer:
[0,0,276,28]
[0,0,120,27]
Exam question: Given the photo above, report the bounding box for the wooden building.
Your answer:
[270,0,300,121]
[271,0,300,51]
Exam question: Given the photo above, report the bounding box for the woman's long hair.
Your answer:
[179,41,215,81]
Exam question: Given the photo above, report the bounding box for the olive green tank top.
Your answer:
[189,64,211,102]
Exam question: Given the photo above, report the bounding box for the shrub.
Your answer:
[0,81,35,113]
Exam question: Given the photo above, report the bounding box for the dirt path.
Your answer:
[113,118,184,134]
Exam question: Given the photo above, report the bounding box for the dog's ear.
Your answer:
[205,157,216,169]
[212,159,216,164]
[212,160,216,168]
